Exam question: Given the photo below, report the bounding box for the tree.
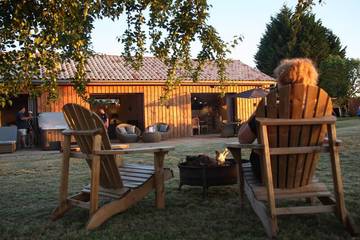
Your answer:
[319,56,360,108]
[0,0,321,106]
[254,6,293,75]
[0,0,234,106]
[255,5,346,76]
[347,58,360,98]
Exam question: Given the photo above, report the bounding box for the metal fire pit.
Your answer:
[178,158,237,198]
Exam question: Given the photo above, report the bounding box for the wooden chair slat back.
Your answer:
[277,85,291,188]
[256,84,333,189]
[63,104,123,189]
[263,89,279,186]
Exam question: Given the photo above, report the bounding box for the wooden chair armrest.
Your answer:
[69,142,129,153]
[226,142,264,150]
[94,146,175,155]
[111,143,129,150]
[62,128,102,136]
[256,116,336,126]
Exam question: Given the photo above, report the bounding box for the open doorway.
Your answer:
[191,93,226,135]
[90,94,144,139]
[0,94,30,126]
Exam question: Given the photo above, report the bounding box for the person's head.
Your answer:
[19,107,26,113]
[274,58,318,86]
[99,108,105,115]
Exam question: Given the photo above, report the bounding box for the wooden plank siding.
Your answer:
[37,83,270,142]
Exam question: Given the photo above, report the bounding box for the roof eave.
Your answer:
[41,79,275,85]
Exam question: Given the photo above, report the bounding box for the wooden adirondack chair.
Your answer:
[52,104,174,230]
[226,84,357,238]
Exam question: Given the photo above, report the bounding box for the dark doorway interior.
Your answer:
[191,93,226,134]
[90,94,144,139]
[0,94,29,126]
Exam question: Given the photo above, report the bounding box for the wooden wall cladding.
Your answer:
[37,83,269,139]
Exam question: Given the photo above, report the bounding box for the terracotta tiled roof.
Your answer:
[58,54,274,82]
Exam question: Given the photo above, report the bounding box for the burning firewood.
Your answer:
[182,148,230,167]
[184,154,217,166]
[215,148,229,165]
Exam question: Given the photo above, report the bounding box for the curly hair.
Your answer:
[274,58,318,86]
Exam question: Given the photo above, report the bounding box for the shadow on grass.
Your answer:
[0,118,359,239]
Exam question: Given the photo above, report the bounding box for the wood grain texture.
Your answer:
[226,85,355,238]
[38,84,270,141]
[53,103,174,230]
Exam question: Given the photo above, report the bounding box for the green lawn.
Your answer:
[0,118,359,239]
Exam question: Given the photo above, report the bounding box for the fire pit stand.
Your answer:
[178,158,238,198]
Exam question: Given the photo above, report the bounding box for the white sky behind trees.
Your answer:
[91,0,360,67]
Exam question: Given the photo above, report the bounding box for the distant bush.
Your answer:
[348,97,360,116]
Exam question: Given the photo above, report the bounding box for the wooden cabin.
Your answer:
[1,55,275,144]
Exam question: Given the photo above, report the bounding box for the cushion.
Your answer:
[148,126,156,133]
[158,124,168,132]
[118,127,127,135]
[126,125,136,134]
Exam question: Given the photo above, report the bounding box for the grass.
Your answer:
[0,118,359,239]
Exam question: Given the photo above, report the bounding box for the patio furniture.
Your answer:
[192,117,200,135]
[146,123,171,140]
[155,122,171,140]
[38,112,68,150]
[115,123,141,143]
[0,126,17,153]
[143,131,161,143]
[52,103,174,230]
[199,120,209,134]
[226,85,357,238]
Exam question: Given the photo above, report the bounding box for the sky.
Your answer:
[91,0,360,67]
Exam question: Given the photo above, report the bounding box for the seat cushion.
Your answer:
[126,125,136,134]
[117,127,127,135]
[148,126,156,133]
[158,124,168,132]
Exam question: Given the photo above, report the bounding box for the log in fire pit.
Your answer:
[178,153,237,198]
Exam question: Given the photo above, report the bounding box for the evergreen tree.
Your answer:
[255,6,293,75]
[255,5,346,76]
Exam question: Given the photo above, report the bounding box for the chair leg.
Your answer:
[90,135,102,216]
[90,156,100,216]
[52,135,71,220]
[327,124,359,236]
[260,125,278,237]
[344,212,359,236]
[87,179,154,230]
[327,125,346,224]
[244,181,277,238]
[154,152,165,209]
[318,196,359,236]
[228,147,245,208]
